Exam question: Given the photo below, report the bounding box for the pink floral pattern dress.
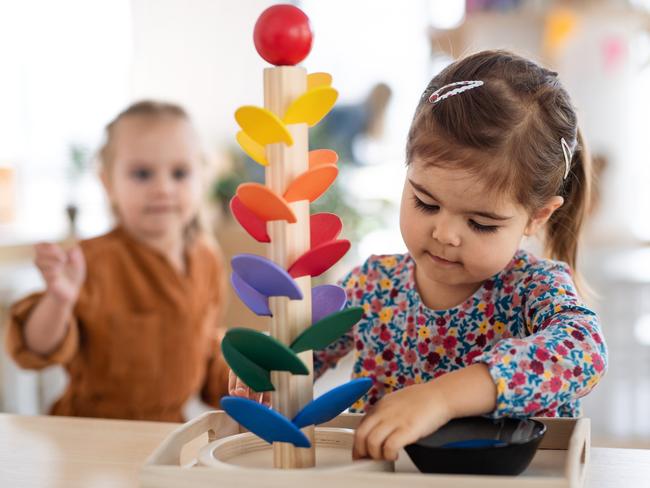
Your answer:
[314,250,607,417]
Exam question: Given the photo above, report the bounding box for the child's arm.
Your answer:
[353,261,607,461]
[23,293,75,355]
[16,244,85,356]
[353,363,496,460]
[473,262,607,418]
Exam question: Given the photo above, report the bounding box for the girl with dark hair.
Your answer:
[313,51,608,461]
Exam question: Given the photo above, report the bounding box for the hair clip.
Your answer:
[428,80,484,104]
[560,137,572,180]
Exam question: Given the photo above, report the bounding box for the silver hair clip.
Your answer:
[560,137,572,180]
[428,80,484,104]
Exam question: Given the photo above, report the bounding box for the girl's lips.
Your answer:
[426,251,461,266]
[144,206,179,213]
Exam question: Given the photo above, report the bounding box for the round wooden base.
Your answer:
[198,427,394,472]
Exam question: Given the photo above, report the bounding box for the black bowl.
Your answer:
[404,417,546,476]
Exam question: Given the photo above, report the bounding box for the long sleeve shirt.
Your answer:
[5,227,229,422]
[314,250,607,417]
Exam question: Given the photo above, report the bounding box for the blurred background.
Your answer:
[1,0,649,447]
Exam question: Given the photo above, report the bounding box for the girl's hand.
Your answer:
[352,382,452,461]
[34,243,86,304]
[353,364,498,461]
[228,370,271,406]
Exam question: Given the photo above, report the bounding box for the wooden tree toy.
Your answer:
[219,4,371,470]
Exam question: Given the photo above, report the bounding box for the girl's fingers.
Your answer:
[234,376,261,401]
[228,374,266,402]
[35,243,66,261]
[252,389,266,403]
[35,254,65,268]
[365,420,399,460]
[228,371,237,394]
[352,412,382,460]
[234,376,247,394]
[36,259,62,272]
[35,242,55,255]
[67,246,86,272]
[35,253,66,276]
[36,264,64,279]
[382,427,419,461]
[228,372,269,404]
[262,391,272,407]
[233,376,248,397]
[42,264,65,279]
[43,270,63,283]
[253,390,264,404]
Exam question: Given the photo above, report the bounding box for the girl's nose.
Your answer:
[431,216,461,247]
[154,174,175,195]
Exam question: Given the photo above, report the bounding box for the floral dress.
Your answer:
[313,249,607,417]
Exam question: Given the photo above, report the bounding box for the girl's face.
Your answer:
[400,162,559,293]
[102,116,202,242]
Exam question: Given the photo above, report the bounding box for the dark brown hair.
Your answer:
[407,50,591,278]
[98,100,202,241]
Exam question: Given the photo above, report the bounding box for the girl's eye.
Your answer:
[413,195,439,214]
[131,168,152,181]
[468,219,498,234]
[173,167,190,180]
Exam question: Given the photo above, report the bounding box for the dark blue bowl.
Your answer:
[404,417,546,476]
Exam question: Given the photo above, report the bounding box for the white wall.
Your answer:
[556,9,650,244]
[0,0,132,244]
[130,0,277,159]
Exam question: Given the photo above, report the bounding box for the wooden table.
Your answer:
[1,413,649,488]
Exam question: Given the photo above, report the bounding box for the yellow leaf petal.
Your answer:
[284,86,338,127]
[236,131,268,166]
[235,106,293,146]
[307,72,332,90]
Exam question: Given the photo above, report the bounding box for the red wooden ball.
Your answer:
[253,4,313,66]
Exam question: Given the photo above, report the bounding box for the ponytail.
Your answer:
[545,129,592,291]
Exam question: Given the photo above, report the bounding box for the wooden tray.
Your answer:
[141,411,589,488]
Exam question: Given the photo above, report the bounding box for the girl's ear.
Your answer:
[524,196,564,236]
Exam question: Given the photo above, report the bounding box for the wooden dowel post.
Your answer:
[264,66,315,469]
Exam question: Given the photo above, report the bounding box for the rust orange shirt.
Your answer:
[5,227,229,421]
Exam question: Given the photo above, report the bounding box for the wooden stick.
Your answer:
[264,66,315,469]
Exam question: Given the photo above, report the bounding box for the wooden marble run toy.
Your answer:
[219,3,370,469]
